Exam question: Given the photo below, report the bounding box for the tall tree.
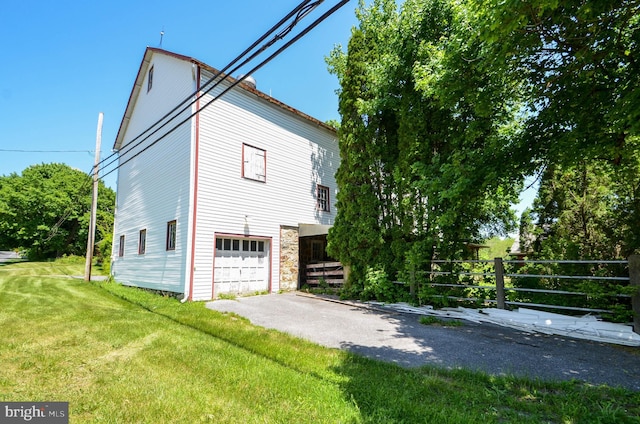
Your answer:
[0,163,115,259]
[522,139,640,259]
[471,0,640,169]
[475,0,640,258]
[327,0,521,295]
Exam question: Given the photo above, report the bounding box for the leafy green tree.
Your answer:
[327,0,521,298]
[0,163,115,259]
[470,0,640,169]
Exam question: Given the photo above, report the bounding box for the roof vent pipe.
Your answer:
[238,74,256,89]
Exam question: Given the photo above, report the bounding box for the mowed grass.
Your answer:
[1,259,639,423]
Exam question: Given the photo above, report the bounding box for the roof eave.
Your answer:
[113,47,337,151]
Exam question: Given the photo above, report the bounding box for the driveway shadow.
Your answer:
[207,293,640,391]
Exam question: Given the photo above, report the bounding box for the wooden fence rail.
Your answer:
[305,261,344,287]
[411,255,640,335]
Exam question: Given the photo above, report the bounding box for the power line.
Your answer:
[100,0,351,179]
[42,0,352,240]
[97,0,320,175]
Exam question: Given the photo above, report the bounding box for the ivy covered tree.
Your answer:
[0,163,115,260]
[327,0,521,298]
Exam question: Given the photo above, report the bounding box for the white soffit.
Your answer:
[299,224,332,237]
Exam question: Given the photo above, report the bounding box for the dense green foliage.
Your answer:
[521,156,640,260]
[472,0,640,170]
[516,160,638,321]
[327,0,520,297]
[0,163,115,260]
[328,0,639,303]
[486,0,640,260]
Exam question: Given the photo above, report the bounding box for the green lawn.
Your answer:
[1,259,639,423]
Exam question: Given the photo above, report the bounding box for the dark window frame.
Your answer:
[166,220,177,251]
[138,229,147,255]
[118,235,125,257]
[147,65,154,92]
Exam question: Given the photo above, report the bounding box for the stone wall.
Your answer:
[279,226,299,291]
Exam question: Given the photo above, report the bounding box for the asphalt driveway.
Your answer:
[207,292,640,391]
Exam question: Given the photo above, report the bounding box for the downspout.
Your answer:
[183,63,201,303]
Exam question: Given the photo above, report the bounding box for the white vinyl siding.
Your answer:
[189,71,339,299]
[112,50,340,301]
[111,52,196,293]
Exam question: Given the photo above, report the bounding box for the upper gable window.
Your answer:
[147,66,154,92]
[242,144,266,182]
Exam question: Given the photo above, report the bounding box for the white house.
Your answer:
[111,47,339,301]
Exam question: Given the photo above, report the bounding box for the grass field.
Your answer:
[1,258,639,423]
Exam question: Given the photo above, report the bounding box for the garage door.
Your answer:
[214,237,269,295]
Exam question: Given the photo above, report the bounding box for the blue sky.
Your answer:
[0,0,535,218]
[0,0,357,188]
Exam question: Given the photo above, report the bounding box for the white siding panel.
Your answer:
[190,72,339,299]
[111,53,196,294]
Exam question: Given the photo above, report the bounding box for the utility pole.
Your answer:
[84,112,103,282]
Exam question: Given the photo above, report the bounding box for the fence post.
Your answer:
[629,255,640,335]
[494,257,506,309]
[409,262,416,300]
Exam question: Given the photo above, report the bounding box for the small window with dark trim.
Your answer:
[317,184,330,212]
[242,143,266,182]
[147,66,154,92]
[118,235,125,257]
[166,220,176,251]
[138,229,147,255]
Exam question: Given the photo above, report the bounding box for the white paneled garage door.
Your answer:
[214,236,270,295]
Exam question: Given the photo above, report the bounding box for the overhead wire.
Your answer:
[43,0,321,242]
[100,0,351,179]
[43,0,352,241]
[97,0,321,175]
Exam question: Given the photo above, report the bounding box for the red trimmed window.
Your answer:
[242,144,266,182]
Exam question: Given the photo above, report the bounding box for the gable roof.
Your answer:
[113,47,336,150]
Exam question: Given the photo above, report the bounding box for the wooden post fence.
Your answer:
[494,257,506,309]
[629,254,640,335]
